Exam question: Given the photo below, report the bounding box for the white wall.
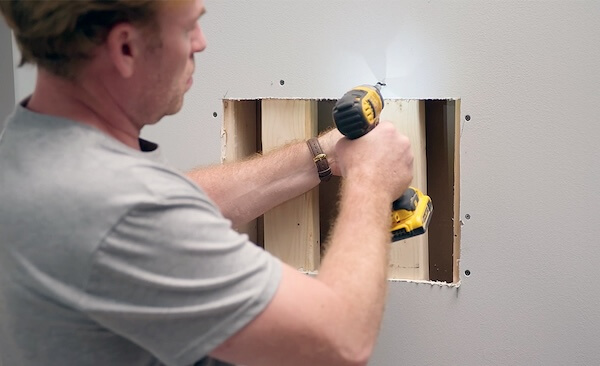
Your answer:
[7,1,600,364]
[10,38,36,104]
[1,22,37,120]
[0,20,14,124]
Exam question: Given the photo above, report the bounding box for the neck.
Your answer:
[27,69,141,150]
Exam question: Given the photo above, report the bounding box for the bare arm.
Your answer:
[186,129,343,228]
[210,121,414,366]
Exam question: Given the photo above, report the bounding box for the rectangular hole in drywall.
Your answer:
[222,98,460,283]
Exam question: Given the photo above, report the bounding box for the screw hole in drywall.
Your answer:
[279,79,285,86]
[465,214,471,220]
[464,270,471,277]
[213,112,218,118]
[465,114,471,121]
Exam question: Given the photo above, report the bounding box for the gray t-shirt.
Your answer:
[0,103,282,366]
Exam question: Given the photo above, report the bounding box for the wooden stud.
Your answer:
[316,100,341,256]
[261,100,320,271]
[381,100,429,280]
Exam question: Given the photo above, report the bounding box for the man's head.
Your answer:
[0,0,206,125]
[130,0,206,121]
[0,0,160,80]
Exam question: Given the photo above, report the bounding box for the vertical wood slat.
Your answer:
[453,100,461,283]
[261,100,320,271]
[316,101,341,256]
[381,100,429,280]
[425,100,460,283]
[222,100,259,243]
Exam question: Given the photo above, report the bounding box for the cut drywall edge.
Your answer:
[302,270,461,288]
[388,278,461,288]
[223,97,462,102]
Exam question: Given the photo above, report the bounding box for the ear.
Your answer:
[105,23,144,78]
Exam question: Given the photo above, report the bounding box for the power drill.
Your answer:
[332,83,433,241]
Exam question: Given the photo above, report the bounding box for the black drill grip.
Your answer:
[332,89,377,140]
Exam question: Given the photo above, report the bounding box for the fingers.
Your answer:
[335,121,413,200]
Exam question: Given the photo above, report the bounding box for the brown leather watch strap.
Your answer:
[306,137,332,182]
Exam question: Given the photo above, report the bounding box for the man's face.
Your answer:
[138,0,206,122]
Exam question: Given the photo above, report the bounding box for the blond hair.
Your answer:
[0,0,161,80]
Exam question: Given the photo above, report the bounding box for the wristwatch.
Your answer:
[306,137,332,182]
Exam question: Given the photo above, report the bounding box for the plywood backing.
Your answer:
[261,100,320,271]
[380,100,429,280]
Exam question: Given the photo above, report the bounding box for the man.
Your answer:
[0,1,414,365]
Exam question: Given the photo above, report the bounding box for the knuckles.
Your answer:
[334,122,414,187]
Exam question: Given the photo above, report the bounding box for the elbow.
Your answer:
[332,337,375,366]
[334,351,371,366]
[319,300,379,366]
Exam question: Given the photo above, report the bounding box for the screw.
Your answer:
[465,115,471,121]
[213,112,218,118]
[465,214,471,220]
[464,270,471,277]
[279,79,285,86]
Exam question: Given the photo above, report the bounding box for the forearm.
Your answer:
[186,140,320,228]
[316,178,392,356]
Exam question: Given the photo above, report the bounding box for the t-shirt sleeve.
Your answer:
[81,192,282,366]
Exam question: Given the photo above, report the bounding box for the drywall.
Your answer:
[10,37,36,104]
[0,20,14,124]
[8,1,600,364]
